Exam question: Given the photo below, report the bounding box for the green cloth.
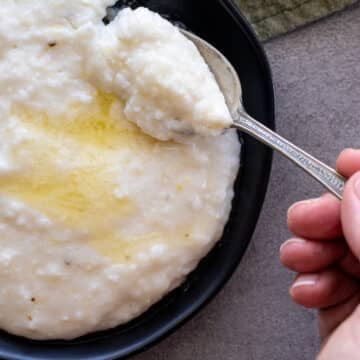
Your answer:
[234,0,358,41]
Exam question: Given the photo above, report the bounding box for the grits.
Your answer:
[0,1,240,339]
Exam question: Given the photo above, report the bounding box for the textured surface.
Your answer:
[234,0,358,40]
[134,2,360,360]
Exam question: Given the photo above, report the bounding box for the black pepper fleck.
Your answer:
[31,297,36,302]
[48,41,57,48]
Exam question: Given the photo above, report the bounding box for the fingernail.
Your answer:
[287,198,320,217]
[280,238,306,252]
[292,274,318,289]
[347,148,360,153]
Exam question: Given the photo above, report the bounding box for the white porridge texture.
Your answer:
[0,0,240,339]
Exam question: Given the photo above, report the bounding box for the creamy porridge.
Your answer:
[0,1,240,339]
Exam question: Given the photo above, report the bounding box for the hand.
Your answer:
[280,149,360,359]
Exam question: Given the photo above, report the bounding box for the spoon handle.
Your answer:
[233,110,346,199]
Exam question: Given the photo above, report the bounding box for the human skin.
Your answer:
[280,149,360,359]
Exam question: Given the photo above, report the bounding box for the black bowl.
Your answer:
[0,1,274,359]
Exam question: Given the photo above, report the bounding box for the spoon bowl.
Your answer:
[183,30,346,199]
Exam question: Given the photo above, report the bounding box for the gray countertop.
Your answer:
[134,3,360,359]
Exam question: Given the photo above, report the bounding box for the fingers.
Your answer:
[341,172,360,260]
[290,269,359,309]
[280,237,360,277]
[336,149,360,177]
[280,238,346,273]
[288,194,342,240]
[283,149,360,357]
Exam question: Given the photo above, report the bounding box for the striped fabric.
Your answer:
[234,0,358,40]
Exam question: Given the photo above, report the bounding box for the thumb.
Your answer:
[317,305,360,360]
[341,171,360,260]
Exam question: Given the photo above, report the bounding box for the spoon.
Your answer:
[182,30,346,200]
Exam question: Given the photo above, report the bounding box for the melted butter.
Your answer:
[0,92,163,263]
[15,92,157,149]
[90,232,162,264]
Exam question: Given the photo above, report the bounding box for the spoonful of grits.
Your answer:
[113,8,345,199]
[182,30,346,199]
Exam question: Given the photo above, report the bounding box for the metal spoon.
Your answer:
[182,30,346,200]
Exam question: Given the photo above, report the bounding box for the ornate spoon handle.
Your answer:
[233,110,346,199]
